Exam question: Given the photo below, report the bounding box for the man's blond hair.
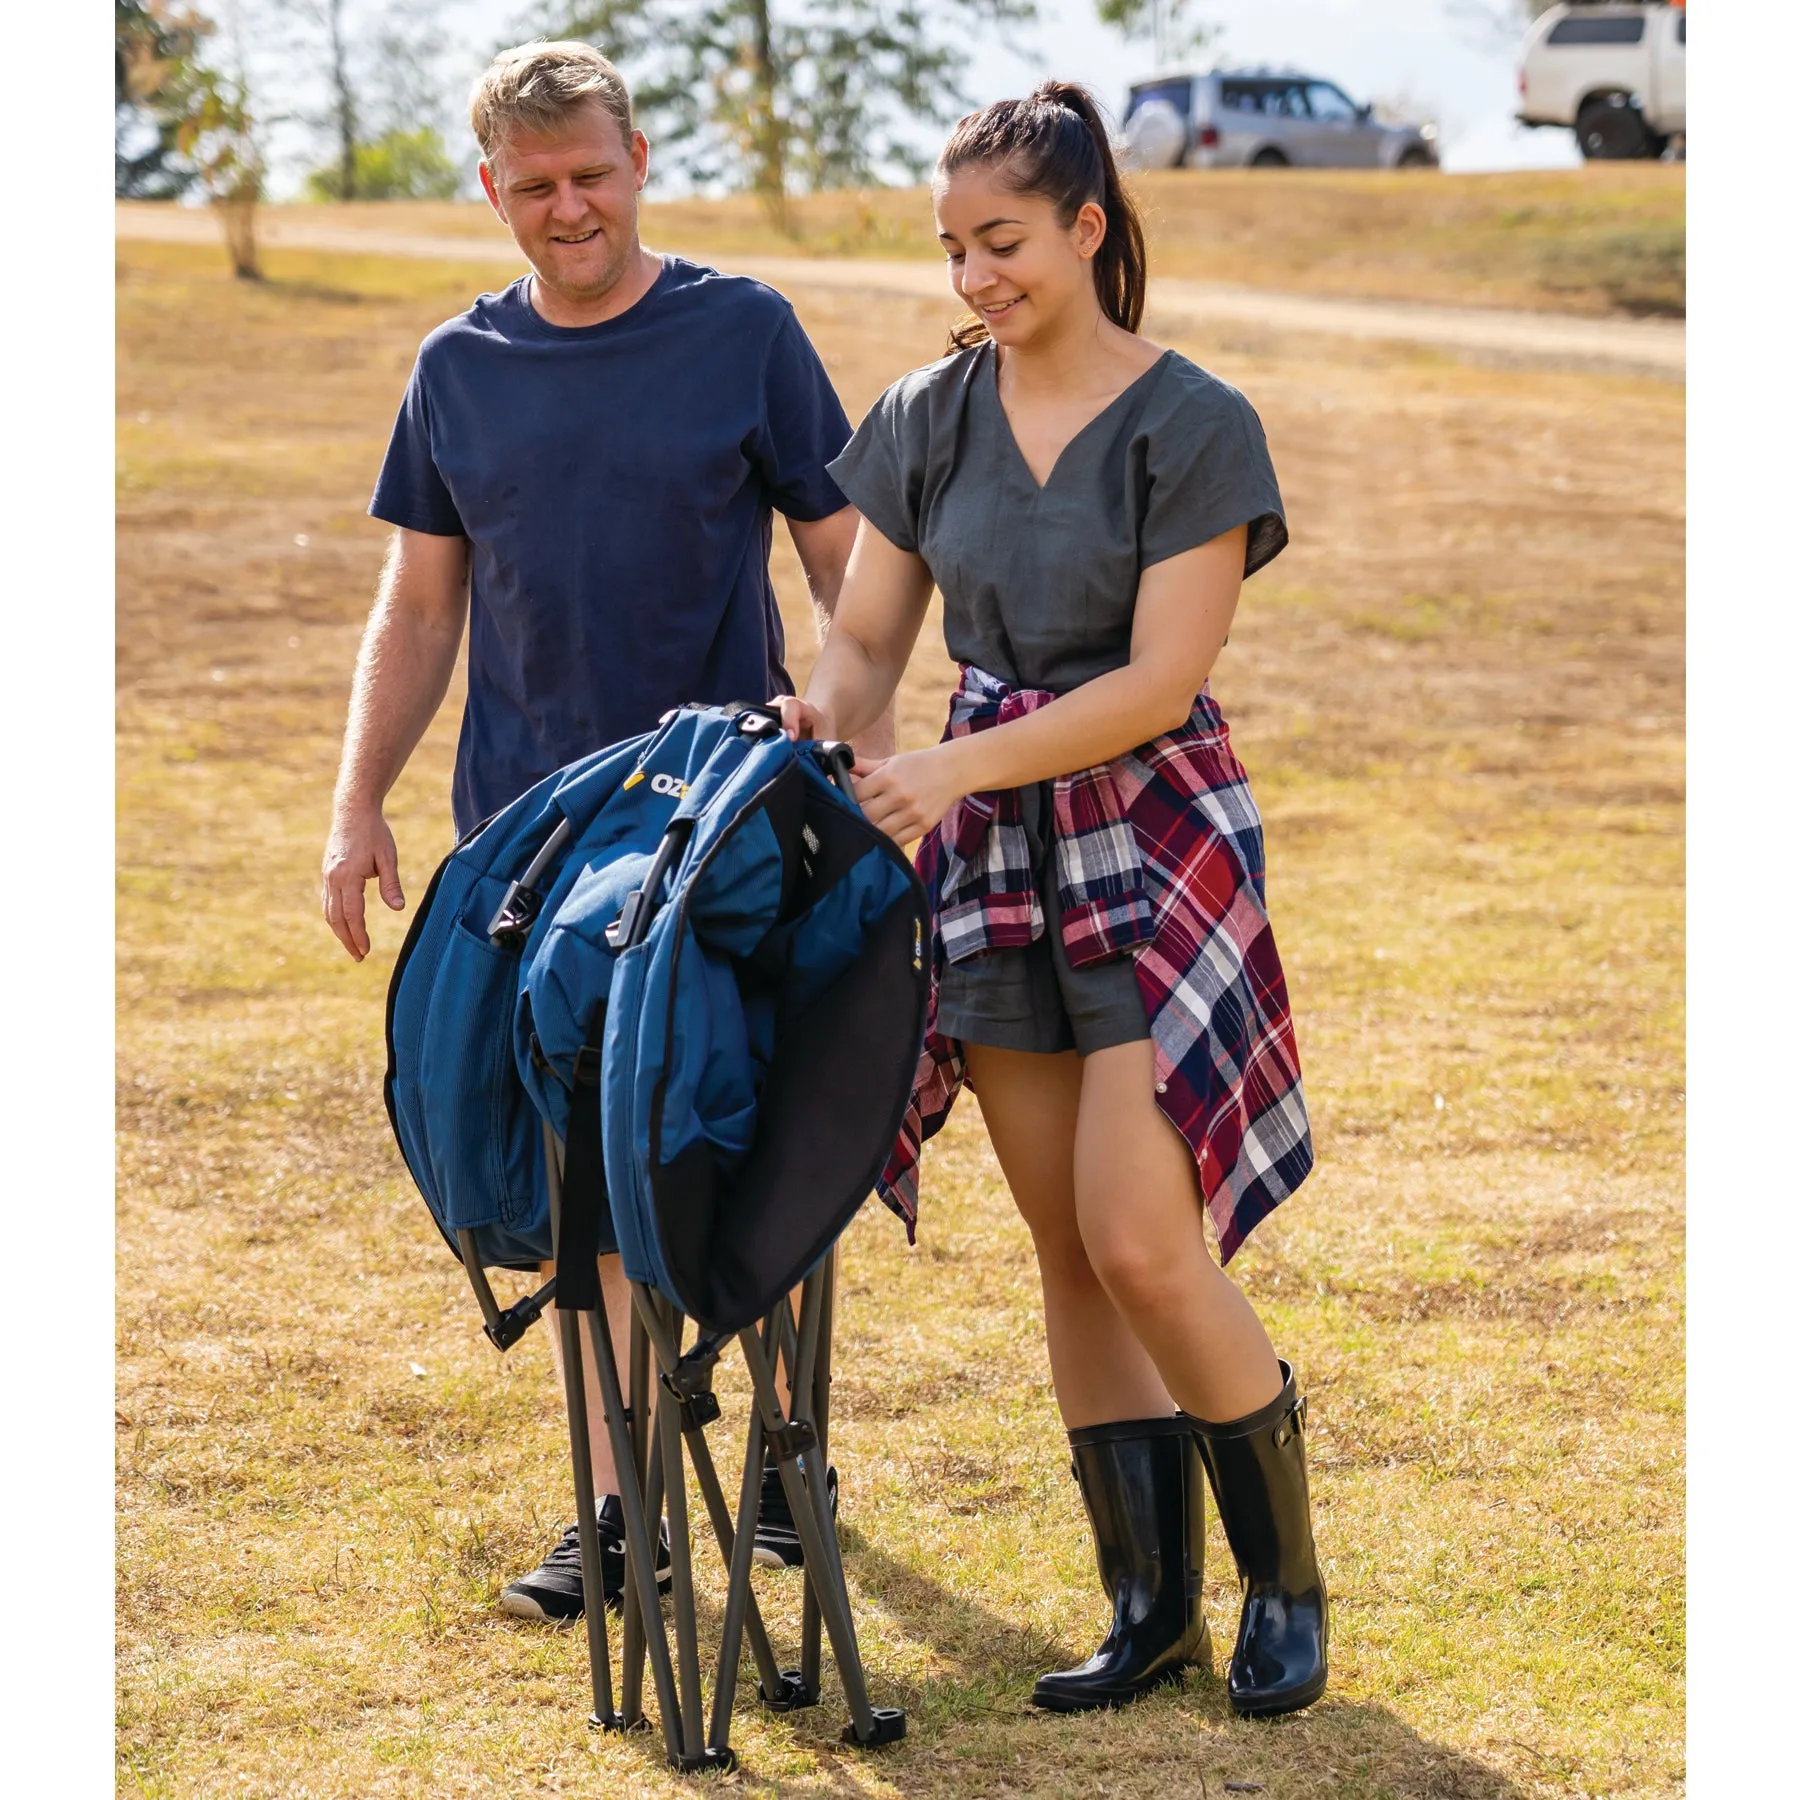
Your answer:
[469,41,635,163]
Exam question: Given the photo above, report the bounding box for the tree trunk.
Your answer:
[328,0,357,201]
[745,0,789,234]
[217,192,262,280]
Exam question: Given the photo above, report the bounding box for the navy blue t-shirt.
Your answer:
[369,257,852,833]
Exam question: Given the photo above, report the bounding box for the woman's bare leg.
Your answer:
[966,1041,1175,1426]
[1073,1040,1283,1423]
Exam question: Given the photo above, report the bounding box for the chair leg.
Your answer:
[555,1307,619,1729]
[683,1393,786,1710]
[707,1395,768,1749]
[626,1289,786,1715]
[738,1320,903,1748]
[581,1299,685,1765]
[649,1299,708,1766]
[799,1251,836,1695]
[541,1121,619,1732]
[620,1304,651,1721]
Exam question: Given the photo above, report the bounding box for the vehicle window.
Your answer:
[1127,78,1194,122]
[1546,15,1646,45]
[1677,14,1685,45]
[1306,83,1359,123]
[1219,81,1261,114]
[1268,83,1310,118]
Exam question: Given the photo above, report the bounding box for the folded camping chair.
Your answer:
[386,704,929,1769]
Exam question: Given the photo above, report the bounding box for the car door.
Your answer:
[1261,80,1318,163]
[1303,81,1374,165]
[1215,78,1268,165]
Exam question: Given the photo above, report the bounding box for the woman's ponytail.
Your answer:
[937,79,1149,349]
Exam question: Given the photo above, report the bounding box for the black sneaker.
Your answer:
[498,1496,669,1621]
[753,1460,839,1569]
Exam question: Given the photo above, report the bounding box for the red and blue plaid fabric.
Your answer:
[876,664,1313,1263]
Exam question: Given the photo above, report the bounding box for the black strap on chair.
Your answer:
[556,1008,610,1312]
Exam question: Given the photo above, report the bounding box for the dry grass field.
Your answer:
[116,232,1683,1798]
[213,162,1685,319]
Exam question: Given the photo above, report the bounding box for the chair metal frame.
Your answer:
[461,1134,903,1774]
[455,724,904,1770]
[548,1121,903,1769]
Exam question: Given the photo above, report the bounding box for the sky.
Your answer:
[966,0,1582,171]
[250,0,1580,197]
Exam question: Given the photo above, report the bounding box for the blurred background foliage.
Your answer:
[302,126,461,200]
[120,0,1208,214]
[116,0,467,208]
[116,1,265,271]
[535,0,1036,220]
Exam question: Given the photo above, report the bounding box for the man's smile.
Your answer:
[551,227,602,244]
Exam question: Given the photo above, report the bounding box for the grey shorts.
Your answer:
[935,782,1150,1058]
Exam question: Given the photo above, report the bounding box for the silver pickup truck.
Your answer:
[1122,67,1439,171]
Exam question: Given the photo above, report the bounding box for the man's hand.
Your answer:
[775,694,834,742]
[321,526,467,964]
[322,805,405,962]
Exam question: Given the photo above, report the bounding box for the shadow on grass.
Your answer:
[842,1526,1081,1690]
[528,1522,1535,1794]
[835,1533,1532,1800]
[261,276,372,306]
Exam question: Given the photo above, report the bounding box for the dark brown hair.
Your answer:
[935,80,1147,352]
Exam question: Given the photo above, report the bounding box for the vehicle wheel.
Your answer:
[1250,147,1288,168]
[1576,94,1650,160]
[1396,146,1434,169]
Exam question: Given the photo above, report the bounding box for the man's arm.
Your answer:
[787,506,897,762]
[321,527,470,961]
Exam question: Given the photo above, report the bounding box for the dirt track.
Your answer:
[115,203,1685,380]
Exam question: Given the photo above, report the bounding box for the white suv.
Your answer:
[1517,2,1686,159]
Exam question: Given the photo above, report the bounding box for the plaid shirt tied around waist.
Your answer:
[875,664,1314,1264]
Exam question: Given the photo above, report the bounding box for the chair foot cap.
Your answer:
[759,1669,818,1712]
[842,1707,906,1748]
[670,1747,736,1773]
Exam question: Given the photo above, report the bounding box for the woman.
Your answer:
[778,83,1326,1718]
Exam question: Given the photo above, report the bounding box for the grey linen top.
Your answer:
[827,339,1287,693]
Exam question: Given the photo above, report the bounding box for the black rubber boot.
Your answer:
[1189,1361,1328,1718]
[1030,1416,1212,1712]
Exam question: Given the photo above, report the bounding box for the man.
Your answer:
[321,40,885,1621]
